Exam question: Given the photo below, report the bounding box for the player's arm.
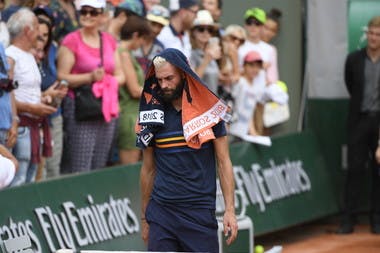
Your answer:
[214,136,238,245]
[140,147,156,243]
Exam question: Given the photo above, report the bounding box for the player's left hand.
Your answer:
[223,210,238,245]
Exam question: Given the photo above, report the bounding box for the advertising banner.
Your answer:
[0,165,145,253]
[0,132,338,253]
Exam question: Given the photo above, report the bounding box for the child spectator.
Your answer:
[230,51,266,138]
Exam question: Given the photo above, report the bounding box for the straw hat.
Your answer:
[192,10,218,28]
[147,5,170,26]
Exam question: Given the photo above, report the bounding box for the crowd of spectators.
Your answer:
[0,0,288,188]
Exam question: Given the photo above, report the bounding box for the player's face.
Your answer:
[155,62,184,102]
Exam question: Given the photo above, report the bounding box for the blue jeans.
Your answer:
[0,129,8,145]
[10,126,36,186]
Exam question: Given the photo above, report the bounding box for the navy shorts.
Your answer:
[146,199,219,253]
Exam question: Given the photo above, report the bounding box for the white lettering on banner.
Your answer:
[0,218,41,253]
[233,159,312,212]
[0,195,139,253]
[139,109,164,124]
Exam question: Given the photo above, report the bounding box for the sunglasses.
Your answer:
[245,18,263,26]
[195,26,214,34]
[229,35,245,45]
[79,8,102,17]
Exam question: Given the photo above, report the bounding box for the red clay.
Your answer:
[256,219,380,253]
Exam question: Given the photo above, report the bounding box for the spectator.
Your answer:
[107,0,144,40]
[230,50,287,139]
[0,42,17,149]
[190,9,221,94]
[222,24,246,85]
[0,144,18,189]
[239,7,280,135]
[50,0,79,43]
[200,0,222,23]
[33,5,57,83]
[133,4,168,73]
[57,0,124,173]
[157,0,199,59]
[117,15,150,165]
[33,15,68,179]
[238,7,278,83]
[217,25,245,113]
[337,16,380,235]
[229,51,266,138]
[261,8,282,43]
[261,8,286,135]
[33,4,55,27]
[6,8,57,186]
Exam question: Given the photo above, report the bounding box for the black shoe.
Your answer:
[371,223,380,234]
[336,222,354,234]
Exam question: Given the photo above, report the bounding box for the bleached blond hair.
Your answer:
[153,56,168,69]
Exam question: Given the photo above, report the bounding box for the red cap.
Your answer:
[244,51,263,63]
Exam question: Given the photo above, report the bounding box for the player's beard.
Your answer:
[160,80,184,103]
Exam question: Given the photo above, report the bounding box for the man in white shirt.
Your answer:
[6,8,56,186]
[157,0,199,59]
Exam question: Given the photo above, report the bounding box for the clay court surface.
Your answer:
[256,215,380,253]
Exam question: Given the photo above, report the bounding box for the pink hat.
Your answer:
[244,51,263,63]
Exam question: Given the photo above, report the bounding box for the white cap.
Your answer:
[79,0,106,9]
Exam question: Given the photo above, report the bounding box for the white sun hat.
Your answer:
[192,10,219,27]
[79,0,106,9]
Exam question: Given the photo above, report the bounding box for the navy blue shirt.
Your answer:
[151,104,227,209]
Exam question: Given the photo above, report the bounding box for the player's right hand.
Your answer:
[141,219,149,244]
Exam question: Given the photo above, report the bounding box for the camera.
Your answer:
[0,79,18,97]
[0,78,18,92]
